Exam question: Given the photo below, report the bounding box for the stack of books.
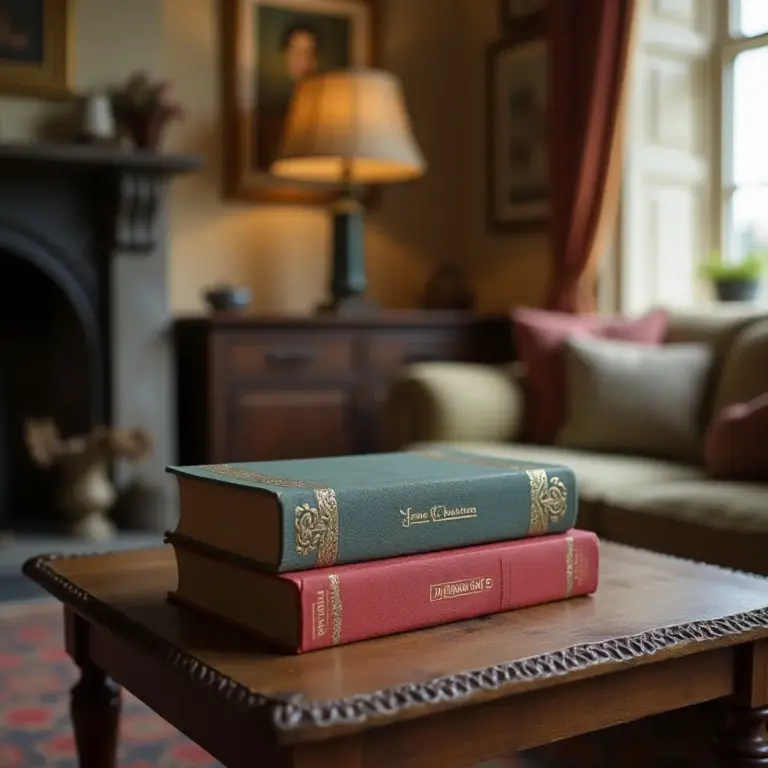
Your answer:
[165,447,599,653]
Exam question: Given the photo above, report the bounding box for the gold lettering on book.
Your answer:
[312,589,328,639]
[294,488,340,566]
[400,505,478,528]
[328,574,343,646]
[565,535,575,598]
[526,469,568,535]
[202,464,328,489]
[430,577,493,602]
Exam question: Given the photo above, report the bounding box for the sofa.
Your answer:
[386,307,768,575]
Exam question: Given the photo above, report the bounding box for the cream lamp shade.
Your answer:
[270,68,426,186]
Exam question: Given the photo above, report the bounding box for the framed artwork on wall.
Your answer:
[0,0,72,99]
[486,35,549,232]
[221,0,375,204]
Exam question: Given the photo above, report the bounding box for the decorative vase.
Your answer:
[127,111,171,150]
[422,263,475,310]
[58,457,117,541]
[204,284,252,313]
[81,92,116,143]
[714,280,760,303]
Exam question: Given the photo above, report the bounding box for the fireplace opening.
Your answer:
[0,248,104,532]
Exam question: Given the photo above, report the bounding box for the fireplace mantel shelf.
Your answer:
[0,143,202,253]
[0,142,202,174]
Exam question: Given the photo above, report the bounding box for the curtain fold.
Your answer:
[545,0,639,314]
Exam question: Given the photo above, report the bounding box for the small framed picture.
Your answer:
[486,35,549,232]
[499,0,547,32]
[0,0,72,99]
[221,0,375,204]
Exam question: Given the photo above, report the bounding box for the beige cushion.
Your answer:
[663,307,766,427]
[663,307,764,353]
[387,363,525,446]
[407,441,703,502]
[557,336,713,462]
[601,479,768,533]
[712,318,768,416]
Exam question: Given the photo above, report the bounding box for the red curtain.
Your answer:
[545,0,638,314]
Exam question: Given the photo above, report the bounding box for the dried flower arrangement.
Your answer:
[25,419,153,541]
[110,71,184,150]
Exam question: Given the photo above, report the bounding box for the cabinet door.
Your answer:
[222,387,355,462]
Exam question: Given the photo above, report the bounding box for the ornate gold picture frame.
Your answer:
[0,0,72,99]
[221,0,376,204]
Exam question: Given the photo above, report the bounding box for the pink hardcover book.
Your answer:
[170,529,600,653]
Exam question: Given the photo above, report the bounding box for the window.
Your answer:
[614,1,714,314]
[721,0,768,262]
[613,1,768,314]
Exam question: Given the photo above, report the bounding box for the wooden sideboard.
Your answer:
[173,312,513,464]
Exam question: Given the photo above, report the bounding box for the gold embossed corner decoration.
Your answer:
[294,488,340,567]
[526,470,568,535]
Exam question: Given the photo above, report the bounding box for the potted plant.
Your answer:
[700,252,766,303]
[110,71,184,151]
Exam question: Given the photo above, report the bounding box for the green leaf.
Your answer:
[699,252,766,281]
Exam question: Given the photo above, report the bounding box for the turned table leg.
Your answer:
[70,662,121,768]
[716,704,768,767]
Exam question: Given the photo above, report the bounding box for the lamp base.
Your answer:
[318,195,377,316]
[316,295,378,316]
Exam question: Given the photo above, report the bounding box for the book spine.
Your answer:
[293,530,598,652]
[278,464,578,571]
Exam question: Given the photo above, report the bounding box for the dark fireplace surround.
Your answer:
[0,144,200,533]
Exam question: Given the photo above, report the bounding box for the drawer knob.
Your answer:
[265,348,316,365]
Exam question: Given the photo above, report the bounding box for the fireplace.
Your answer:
[0,251,97,529]
[0,143,199,533]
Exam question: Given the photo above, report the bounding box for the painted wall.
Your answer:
[0,0,549,315]
[0,0,164,140]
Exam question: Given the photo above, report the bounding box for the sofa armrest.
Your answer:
[385,362,525,447]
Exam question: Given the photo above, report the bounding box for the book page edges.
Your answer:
[173,475,283,568]
[172,544,302,651]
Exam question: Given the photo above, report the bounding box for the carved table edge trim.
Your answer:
[22,551,768,735]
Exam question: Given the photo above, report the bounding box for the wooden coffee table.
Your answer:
[23,542,768,768]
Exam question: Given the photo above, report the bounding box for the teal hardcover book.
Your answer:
[166,447,578,572]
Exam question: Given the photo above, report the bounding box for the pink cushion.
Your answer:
[511,307,669,444]
[705,393,768,481]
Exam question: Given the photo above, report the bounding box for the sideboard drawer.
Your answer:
[370,332,463,372]
[174,313,512,466]
[222,333,354,379]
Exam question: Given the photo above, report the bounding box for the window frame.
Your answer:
[718,0,768,262]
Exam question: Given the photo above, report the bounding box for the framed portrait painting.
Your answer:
[0,0,71,99]
[222,0,375,204]
[486,36,549,232]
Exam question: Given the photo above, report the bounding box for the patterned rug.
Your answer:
[0,598,723,767]
[0,600,217,767]
[0,600,529,767]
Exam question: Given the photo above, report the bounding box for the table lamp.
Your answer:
[270,68,426,314]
